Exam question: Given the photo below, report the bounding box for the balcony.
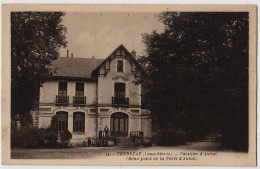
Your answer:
[112,97,129,107]
[73,96,86,106]
[56,95,69,105]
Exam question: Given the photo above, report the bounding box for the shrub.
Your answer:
[11,130,20,148]
[26,127,42,148]
[153,128,186,146]
[82,141,87,147]
[37,128,46,147]
[11,115,74,148]
[11,126,45,148]
[45,127,58,147]
[21,114,33,127]
[50,115,58,130]
[143,138,152,146]
[59,130,72,147]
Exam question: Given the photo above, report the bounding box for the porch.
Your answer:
[98,131,145,147]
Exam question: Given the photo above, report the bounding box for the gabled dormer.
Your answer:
[92,44,145,107]
[91,44,145,78]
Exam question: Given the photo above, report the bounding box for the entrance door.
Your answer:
[111,113,128,137]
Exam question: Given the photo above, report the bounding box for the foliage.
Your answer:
[21,113,33,127]
[141,12,248,151]
[11,126,76,148]
[153,128,186,146]
[11,12,67,120]
[37,128,47,146]
[11,116,75,148]
[45,127,58,147]
[11,126,46,148]
[50,115,58,130]
[45,115,59,146]
[59,130,72,147]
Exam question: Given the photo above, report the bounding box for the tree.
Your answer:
[11,12,67,120]
[141,12,248,150]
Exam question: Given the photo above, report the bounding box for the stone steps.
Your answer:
[116,138,133,147]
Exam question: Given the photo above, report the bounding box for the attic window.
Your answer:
[117,60,123,72]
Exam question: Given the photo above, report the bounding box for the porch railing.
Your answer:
[112,97,129,106]
[130,131,144,139]
[56,95,69,105]
[99,131,116,140]
[73,96,86,106]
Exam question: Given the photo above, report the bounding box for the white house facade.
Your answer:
[31,44,152,145]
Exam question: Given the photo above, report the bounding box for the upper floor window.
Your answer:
[117,60,123,72]
[75,82,84,97]
[114,83,126,98]
[58,82,67,97]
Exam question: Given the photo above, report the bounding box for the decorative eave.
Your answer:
[91,44,148,78]
[51,76,98,82]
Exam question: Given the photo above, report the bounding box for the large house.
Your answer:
[31,44,152,146]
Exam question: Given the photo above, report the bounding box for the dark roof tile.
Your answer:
[48,57,104,78]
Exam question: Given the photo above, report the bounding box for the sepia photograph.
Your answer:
[1,4,257,166]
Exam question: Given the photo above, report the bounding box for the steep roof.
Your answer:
[48,44,146,81]
[48,57,104,80]
[92,44,147,77]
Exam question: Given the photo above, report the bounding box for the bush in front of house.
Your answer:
[50,115,58,130]
[44,115,59,147]
[11,116,72,148]
[153,128,187,146]
[59,130,72,147]
[11,126,58,148]
[45,127,58,147]
[37,128,47,147]
[21,127,40,148]
[11,126,46,148]
[143,138,152,146]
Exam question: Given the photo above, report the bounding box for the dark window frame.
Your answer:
[75,82,84,97]
[114,83,126,98]
[56,112,68,131]
[58,82,67,97]
[117,60,124,72]
[73,112,85,133]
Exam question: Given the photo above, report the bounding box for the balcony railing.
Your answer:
[56,95,69,105]
[73,96,86,106]
[112,97,129,107]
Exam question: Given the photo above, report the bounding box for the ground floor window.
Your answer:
[56,111,68,131]
[73,112,85,132]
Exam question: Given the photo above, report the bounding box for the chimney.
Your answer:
[67,50,69,57]
[71,53,73,58]
[131,50,136,58]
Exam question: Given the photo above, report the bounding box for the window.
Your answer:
[74,82,85,104]
[73,112,85,132]
[114,83,126,98]
[117,60,123,72]
[57,112,68,131]
[58,82,67,97]
[75,82,84,97]
[57,82,68,103]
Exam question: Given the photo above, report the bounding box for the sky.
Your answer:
[59,12,165,59]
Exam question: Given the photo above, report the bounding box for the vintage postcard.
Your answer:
[1,4,257,166]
